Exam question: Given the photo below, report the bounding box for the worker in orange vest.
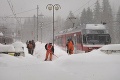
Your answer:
[44,43,54,61]
[67,39,74,55]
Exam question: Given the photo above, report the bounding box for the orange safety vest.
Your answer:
[68,41,74,51]
[47,44,52,53]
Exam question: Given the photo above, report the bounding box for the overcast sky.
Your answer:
[0,0,120,19]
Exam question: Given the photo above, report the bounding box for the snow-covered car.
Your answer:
[100,44,120,54]
[11,41,25,57]
[0,42,25,57]
[0,44,15,52]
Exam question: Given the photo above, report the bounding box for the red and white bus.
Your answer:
[55,24,111,53]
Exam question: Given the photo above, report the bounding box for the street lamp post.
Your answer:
[46,4,61,46]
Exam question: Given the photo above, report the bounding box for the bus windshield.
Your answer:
[83,34,111,44]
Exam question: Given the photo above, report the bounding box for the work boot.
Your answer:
[44,59,47,61]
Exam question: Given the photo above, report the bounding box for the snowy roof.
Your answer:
[86,24,106,30]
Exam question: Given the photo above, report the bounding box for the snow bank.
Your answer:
[11,41,24,52]
[1,42,120,80]
[100,44,120,50]
[54,49,120,80]
[33,42,68,61]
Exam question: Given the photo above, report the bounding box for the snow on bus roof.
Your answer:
[86,24,106,30]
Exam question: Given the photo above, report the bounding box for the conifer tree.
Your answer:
[116,7,120,43]
[102,0,114,43]
[65,11,76,29]
[93,0,102,24]
[86,7,93,24]
[80,8,87,24]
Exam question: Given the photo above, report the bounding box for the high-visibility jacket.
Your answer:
[47,44,52,53]
[68,41,74,51]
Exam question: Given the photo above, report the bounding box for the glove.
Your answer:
[67,50,68,53]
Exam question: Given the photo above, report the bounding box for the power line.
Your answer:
[73,0,93,13]
[69,0,100,23]
[0,8,37,19]
[15,8,37,15]
[74,0,99,16]
[89,0,99,8]
[7,0,21,25]
[6,8,37,17]
[0,16,34,18]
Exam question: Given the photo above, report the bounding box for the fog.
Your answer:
[0,0,120,19]
[0,0,120,43]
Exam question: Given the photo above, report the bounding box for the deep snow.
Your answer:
[0,41,120,80]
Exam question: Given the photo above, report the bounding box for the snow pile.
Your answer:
[12,41,24,48]
[54,49,120,80]
[11,41,24,52]
[100,44,120,50]
[33,42,68,61]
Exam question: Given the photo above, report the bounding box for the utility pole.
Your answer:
[34,15,36,41]
[37,5,39,41]
[38,14,44,43]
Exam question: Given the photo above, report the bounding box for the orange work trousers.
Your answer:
[69,50,74,55]
[45,51,52,61]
